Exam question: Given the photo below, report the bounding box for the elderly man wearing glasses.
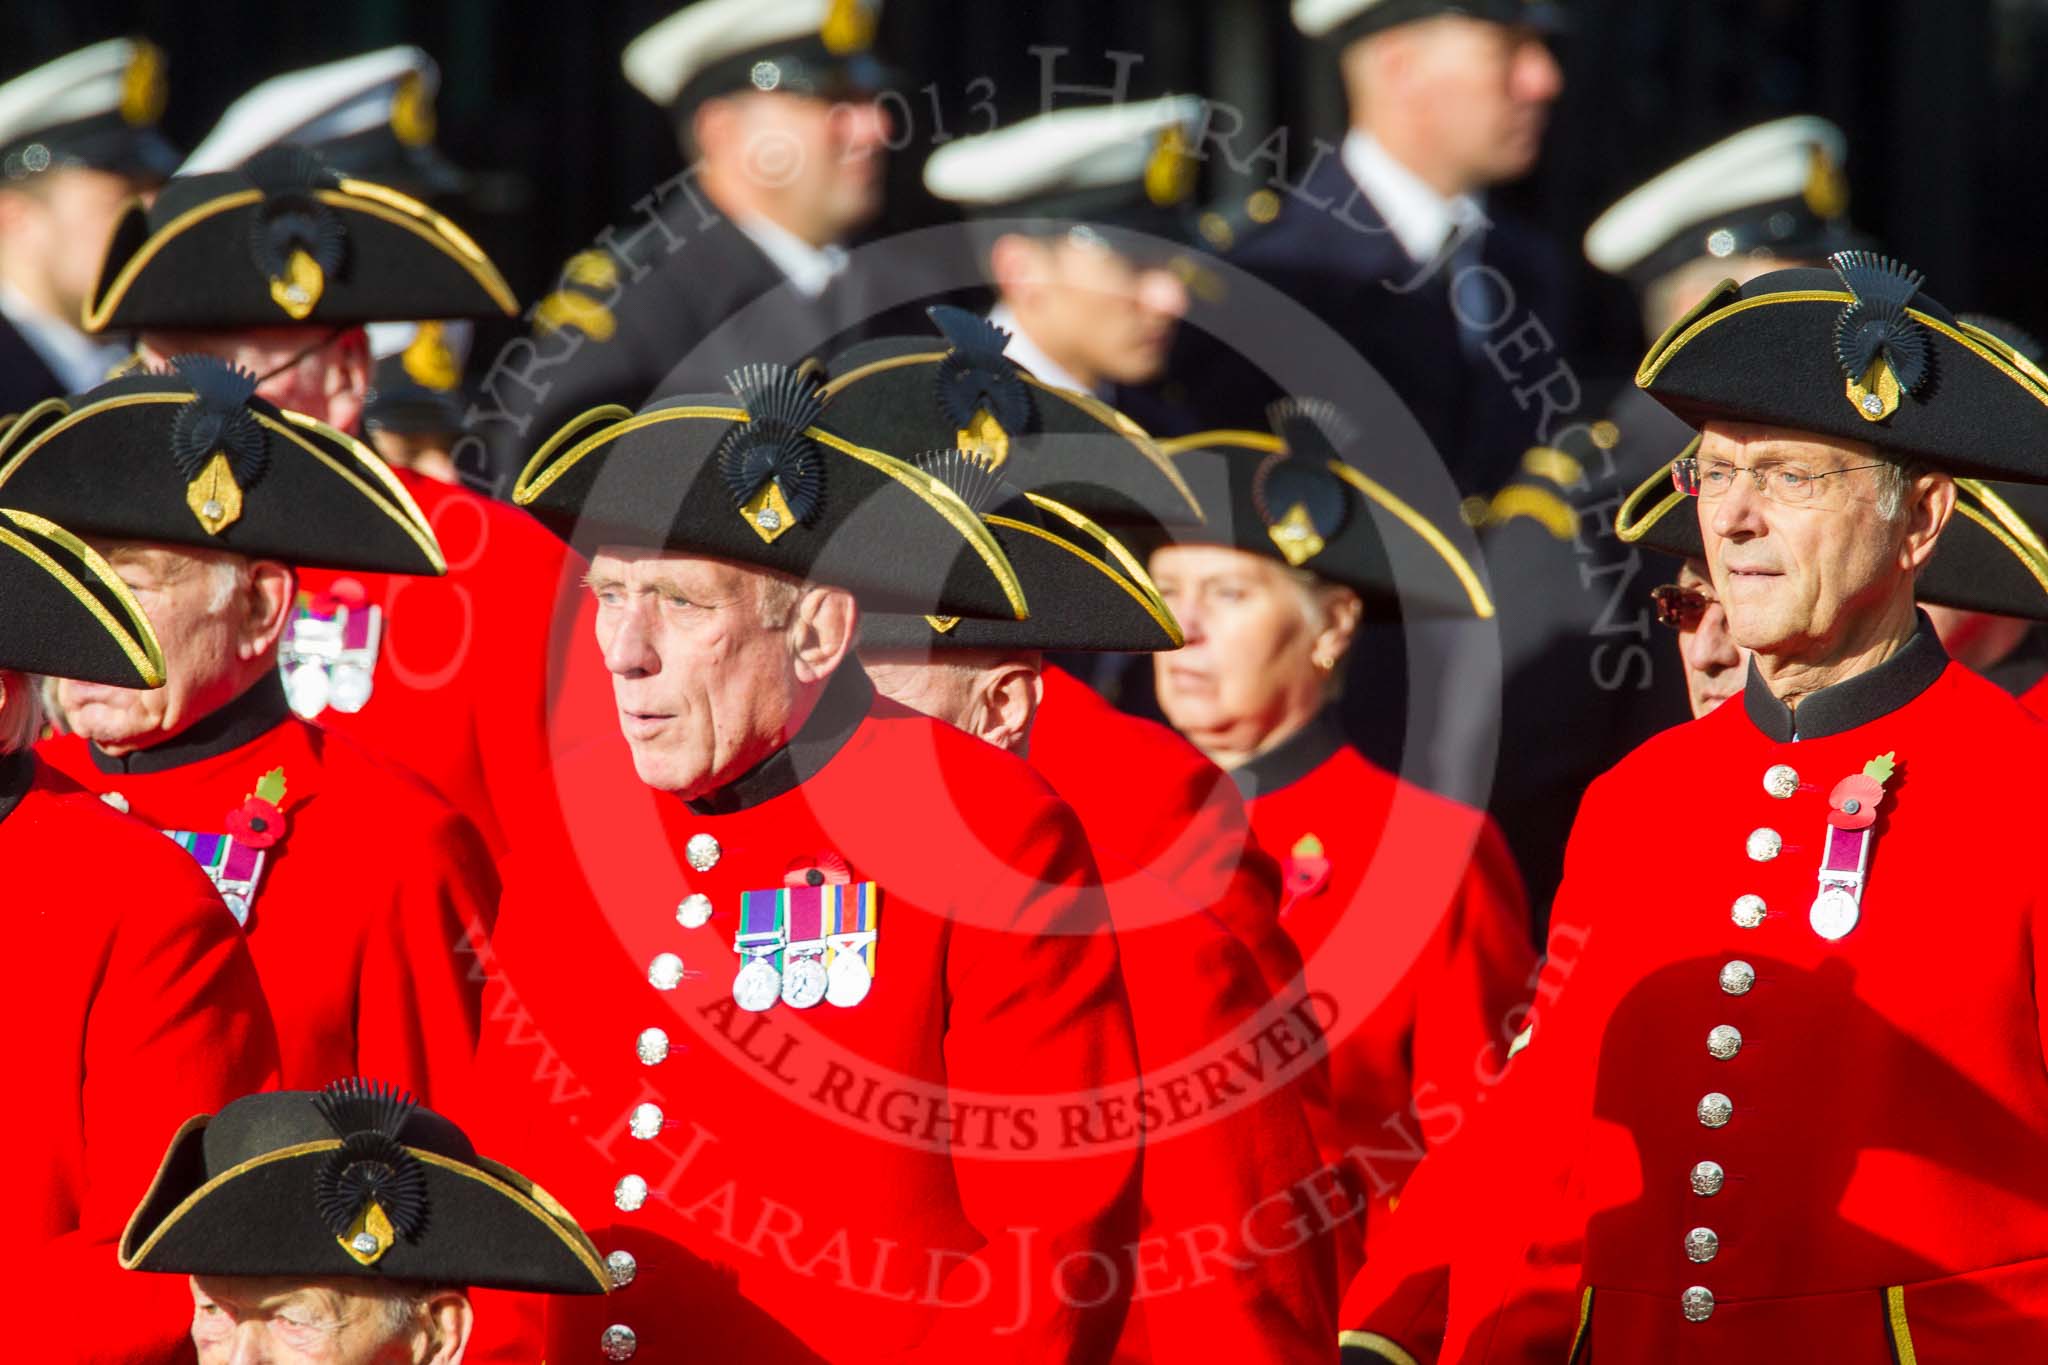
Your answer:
[1342,251,2048,1364]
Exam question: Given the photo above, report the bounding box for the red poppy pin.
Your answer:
[784,851,852,888]
[1827,752,1895,830]
[226,766,289,848]
[1284,833,1331,902]
[309,576,368,619]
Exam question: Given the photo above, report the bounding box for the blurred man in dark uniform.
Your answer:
[480,0,895,469]
[5,509,280,1364]
[468,367,1143,1362]
[2,364,492,1108]
[0,38,178,415]
[121,1080,609,1364]
[1198,0,1565,497]
[919,96,1206,429]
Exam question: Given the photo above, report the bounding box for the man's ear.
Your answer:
[1900,471,1955,573]
[420,1289,474,1363]
[789,584,857,685]
[1311,585,1364,669]
[240,560,297,661]
[971,659,1042,754]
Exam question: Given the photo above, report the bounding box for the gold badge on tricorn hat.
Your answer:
[311,1079,429,1267]
[718,364,828,544]
[820,0,878,55]
[1253,399,1354,567]
[1832,251,1933,422]
[168,357,269,535]
[930,306,1034,471]
[244,149,351,321]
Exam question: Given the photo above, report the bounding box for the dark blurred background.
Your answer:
[2,0,2030,367]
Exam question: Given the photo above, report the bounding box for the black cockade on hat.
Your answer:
[1254,398,1354,566]
[717,363,827,540]
[311,1078,429,1267]
[1831,250,1933,417]
[243,147,350,321]
[929,304,1035,437]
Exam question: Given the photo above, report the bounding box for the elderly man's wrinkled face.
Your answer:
[1696,421,1951,661]
[1150,543,1360,766]
[589,549,847,797]
[189,1274,466,1364]
[56,542,292,756]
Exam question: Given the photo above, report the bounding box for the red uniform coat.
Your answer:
[1028,678,1336,1363]
[469,670,1143,1363]
[1437,630,2048,1362]
[290,468,574,858]
[1237,715,1534,1287]
[1034,665,1304,1000]
[39,677,494,1105]
[10,752,280,1363]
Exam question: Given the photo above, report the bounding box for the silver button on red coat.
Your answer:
[636,1027,669,1065]
[1691,1160,1725,1196]
[1698,1092,1733,1128]
[605,1249,638,1288]
[1682,1286,1715,1322]
[1719,960,1755,996]
[1731,894,1766,929]
[1762,764,1799,798]
[614,1174,648,1212]
[601,1323,638,1359]
[1686,1227,1720,1263]
[1707,1025,1742,1060]
[685,832,720,871]
[1746,827,1782,861]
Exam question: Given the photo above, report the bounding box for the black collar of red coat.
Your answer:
[686,664,873,816]
[1741,611,1949,742]
[88,670,293,776]
[0,750,33,826]
[1228,708,1347,801]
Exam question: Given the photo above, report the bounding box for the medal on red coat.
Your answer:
[733,889,786,1011]
[1809,752,1895,941]
[165,767,291,926]
[825,882,880,1008]
[280,583,383,719]
[781,887,829,1009]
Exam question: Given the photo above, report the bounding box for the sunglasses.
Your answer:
[1650,583,1714,631]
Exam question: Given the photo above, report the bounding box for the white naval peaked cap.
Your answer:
[622,0,883,108]
[1583,115,1851,278]
[923,95,1207,210]
[1291,0,1388,37]
[180,46,439,173]
[1291,0,1563,41]
[0,37,170,159]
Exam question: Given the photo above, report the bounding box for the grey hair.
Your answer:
[374,1282,462,1349]
[0,670,41,755]
[1874,458,1925,523]
[206,555,250,613]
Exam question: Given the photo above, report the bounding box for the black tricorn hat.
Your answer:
[0,508,166,686]
[1636,251,2048,483]
[1616,446,2048,621]
[515,364,1029,620]
[82,146,516,334]
[0,358,445,575]
[120,1079,610,1294]
[857,455,1182,653]
[817,305,1205,531]
[1152,401,1495,619]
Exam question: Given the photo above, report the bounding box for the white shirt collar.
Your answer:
[0,282,127,394]
[1340,130,1487,266]
[987,303,1100,398]
[732,215,848,298]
